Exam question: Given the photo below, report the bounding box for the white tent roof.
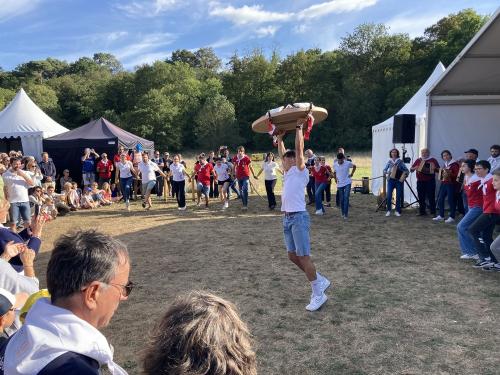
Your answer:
[373,62,446,130]
[428,7,500,96]
[0,88,68,138]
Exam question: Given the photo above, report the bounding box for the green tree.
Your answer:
[24,83,61,119]
[93,53,123,74]
[0,87,16,110]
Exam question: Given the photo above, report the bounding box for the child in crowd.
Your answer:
[81,187,98,209]
[110,182,122,202]
[91,182,111,206]
[41,197,58,220]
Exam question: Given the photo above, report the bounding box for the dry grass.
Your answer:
[33,181,500,374]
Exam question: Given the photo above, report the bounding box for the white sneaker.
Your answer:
[445,217,455,224]
[432,215,444,221]
[311,277,331,298]
[385,211,391,217]
[241,206,248,211]
[178,206,187,211]
[315,210,324,216]
[306,293,327,311]
[460,254,476,260]
[223,201,229,209]
[394,212,401,217]
[472,254,479,260]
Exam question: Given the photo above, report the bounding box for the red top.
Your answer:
[114,154,131,163]
[233,155,251,179]
[463,175,483,209]
[195,162,214,186]
[441,161,460,185]
[481,176,498,214]
[97,159,113,179]
[411,158,439,182]
[496,191,500,213]
[311,166,329,184]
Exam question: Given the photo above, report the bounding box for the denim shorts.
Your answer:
[9,201,31,225]
[197,183,210,196]
[142,180,156,194]
[283,211,311,256]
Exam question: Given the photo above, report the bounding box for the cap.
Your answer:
[85,187,92,192]
[20,289,50,323]
[464,148,478,155]
[135,144,143,152]
[0,288,15,315]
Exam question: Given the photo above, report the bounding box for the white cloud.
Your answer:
[0,0,41,23]
[297,0,377,20]
[113,33,176,60]
[387,12,447,38]
[209,2,293,25]
[123,52,169,69]
[256,25,279,37]
[117,0,179,17]
[106,31,129,42]
[209,33,249,49]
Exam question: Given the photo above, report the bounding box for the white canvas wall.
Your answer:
[428,104,500,160]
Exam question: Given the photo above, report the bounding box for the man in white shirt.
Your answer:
[138,152,167,210]
[276,121,330,312]
[333,153,356,219]
[3,157,34,231]
[488,144,499,173]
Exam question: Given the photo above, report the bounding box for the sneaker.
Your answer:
[473,260,494,268]
[306,293,327,312]
[315,210,324,216]
[460,254,476,260]
[482,263,500,272]
[178,206,187,211]
[385,211,391,217]
[223,202,229,209]
[241,206,248,211]
[445,217,455,224]
[311,277,331,298]
[472,254,479,260]
[395,212,401,217]
[432,215,444,221]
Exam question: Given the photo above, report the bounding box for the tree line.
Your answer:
[0,9,488,152]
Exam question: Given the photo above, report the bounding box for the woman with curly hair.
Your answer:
[143,291,257,375]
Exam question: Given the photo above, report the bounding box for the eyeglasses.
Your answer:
[108,280,134,297]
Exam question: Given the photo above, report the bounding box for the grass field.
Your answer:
[32,157,500,374]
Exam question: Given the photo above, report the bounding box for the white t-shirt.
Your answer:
[214,164,230,182]
[262,161,279,180]
[281,166,309,213]
[138,161,160,183]
[118,161,134,178]
[334,160,353,188]
[170,163,185,182]
[3,170,30,203]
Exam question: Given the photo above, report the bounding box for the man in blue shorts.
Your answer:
[276,121,330,311]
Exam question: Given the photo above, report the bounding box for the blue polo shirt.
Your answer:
[82,156,95,173]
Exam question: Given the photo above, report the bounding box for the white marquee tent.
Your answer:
[425,7,500,160]
[0,88,68,159]
[371,62,446,203]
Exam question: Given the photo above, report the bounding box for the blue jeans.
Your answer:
[238,177,249,206]
[283,211,311,256]
[120,176,133,203]
[338,184,351,217]
[314,182,327,212]
[8,202,31,225]
[457,206,482,255]
[437,184,456,218]
[387,178,403,213]
[461,190,468,214]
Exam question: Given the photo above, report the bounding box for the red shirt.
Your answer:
[496,191,500,213]
[411,158,439,182]
[195,162,214,186]
[114,154,131,164]
[233,155,251,179]
[97,159,113,179]
[311,166,329,184]
[464,175,483,209]
[441,161,460,185]
[481,176,498,214]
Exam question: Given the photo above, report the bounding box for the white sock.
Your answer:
[311,279,322,297]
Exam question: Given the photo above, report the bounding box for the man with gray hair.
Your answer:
[5,229,131,375]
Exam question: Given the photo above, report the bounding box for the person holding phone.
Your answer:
[81,148,99,188]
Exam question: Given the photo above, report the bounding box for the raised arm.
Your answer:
[350,163,357,178]
[276,131,286,161]
[295,119,306,171]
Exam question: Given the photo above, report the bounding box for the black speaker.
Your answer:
[393,114,415,144]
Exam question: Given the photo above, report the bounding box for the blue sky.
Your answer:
[0,0,498,71]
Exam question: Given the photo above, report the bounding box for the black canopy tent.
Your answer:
[43,117,154,185]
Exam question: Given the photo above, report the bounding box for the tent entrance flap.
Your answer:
[0,137,22,153]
